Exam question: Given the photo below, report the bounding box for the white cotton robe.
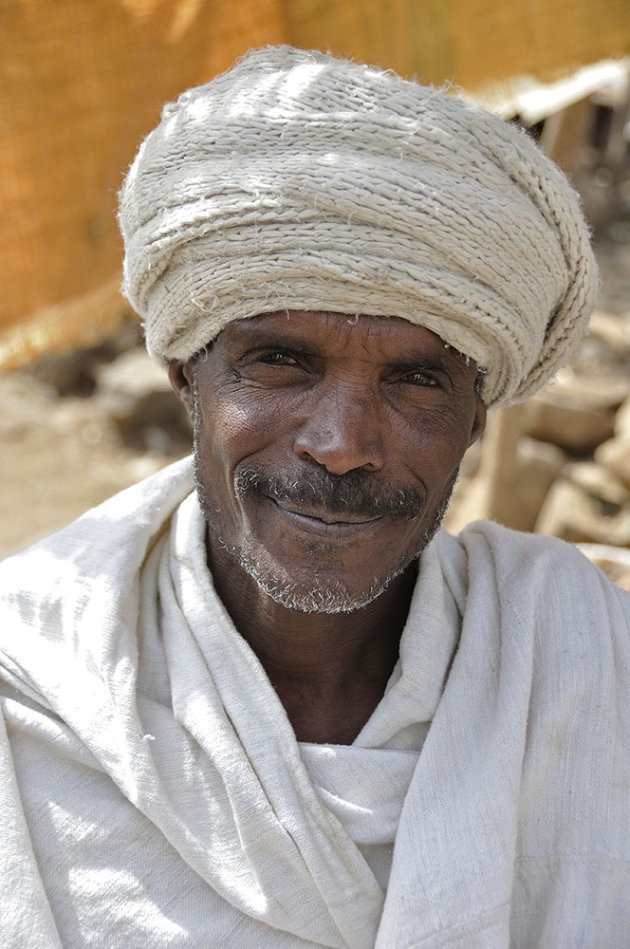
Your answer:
[1,456,629,949]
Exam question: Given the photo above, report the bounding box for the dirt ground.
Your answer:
[1,206,629,561]
[0,368,187,558]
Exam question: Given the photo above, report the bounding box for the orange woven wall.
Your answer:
[0,0,287,364]
[286,0,630,88]
[1,0,628,365]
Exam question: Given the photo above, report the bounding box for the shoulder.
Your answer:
[437,521,630,751]
[436,520,630,655]
[448,519,628,597]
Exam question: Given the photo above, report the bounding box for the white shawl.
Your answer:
[1,457,629,948]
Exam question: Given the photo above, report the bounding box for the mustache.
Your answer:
[235,464,424,521]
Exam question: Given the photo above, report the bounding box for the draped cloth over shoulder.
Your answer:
[1,458,629,947]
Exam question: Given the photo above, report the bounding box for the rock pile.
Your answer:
[446,306,630,588]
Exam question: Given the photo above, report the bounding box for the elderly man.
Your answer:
[1,46,629,949]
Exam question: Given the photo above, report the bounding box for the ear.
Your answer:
[468,396,487,447]
[168,359,195,413]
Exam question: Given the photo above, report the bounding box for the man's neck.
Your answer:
[206,536,417,743]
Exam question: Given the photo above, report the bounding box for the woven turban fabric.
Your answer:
[119,46,598,407]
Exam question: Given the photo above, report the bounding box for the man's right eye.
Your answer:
[258,351,299,366]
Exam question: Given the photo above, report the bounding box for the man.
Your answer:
[1,46,629,949]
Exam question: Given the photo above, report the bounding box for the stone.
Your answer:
[510,438,568,531]
[95,348,192,453]
[523,385,616,453]
[472,404,526,526]
[95,347,171,398]
[566,460,630,507]
[551,369,630,411]
[445,431,565,534]
[29,319,142,396]
[594,436,630,487]
[569,334,630,382]
[614,395,630,438]
[576,544,630,592]
[588,309,630,356]
[536,479,630,545]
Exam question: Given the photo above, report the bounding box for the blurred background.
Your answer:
[1,0,629,584]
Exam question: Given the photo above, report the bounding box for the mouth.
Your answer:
[270,498,382,537]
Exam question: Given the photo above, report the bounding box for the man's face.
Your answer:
[172,311,485,613]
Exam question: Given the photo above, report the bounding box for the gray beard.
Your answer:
[191,377,454,614]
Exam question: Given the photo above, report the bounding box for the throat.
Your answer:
[206,529,417,743]
[275,676,395,744]
[246,573,415,745]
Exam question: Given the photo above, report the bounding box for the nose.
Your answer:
[293,383,385,475]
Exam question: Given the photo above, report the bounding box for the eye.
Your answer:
[258,350,300,367]
[399,368,441,388]
[238,346,314,388]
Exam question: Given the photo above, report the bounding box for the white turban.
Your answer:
[119,46,598,407]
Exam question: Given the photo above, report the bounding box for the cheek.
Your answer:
[399,412,474,479]
[206,403,251,452]
[197,391,286,474]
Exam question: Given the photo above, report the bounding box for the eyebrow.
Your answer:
[224,328,323,356]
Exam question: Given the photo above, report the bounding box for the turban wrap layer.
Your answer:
[119,46,598,407]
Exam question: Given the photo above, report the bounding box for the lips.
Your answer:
[269,498,382,537]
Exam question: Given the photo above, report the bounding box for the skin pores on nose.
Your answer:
[187,311,485,612]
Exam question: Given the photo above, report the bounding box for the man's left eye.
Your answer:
[402,370,440,387]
